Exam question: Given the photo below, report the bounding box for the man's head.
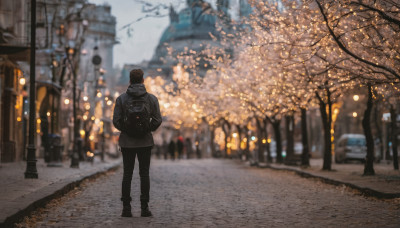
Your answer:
[129,69,144,84]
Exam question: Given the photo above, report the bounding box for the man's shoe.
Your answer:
[121,201,132,217]
[141,207,153,217]
[121,209,132,217]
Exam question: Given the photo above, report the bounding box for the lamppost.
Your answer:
[25,0,38,179]
[66,47,80,168]
[91,48,103,160]
[64,11,88,168]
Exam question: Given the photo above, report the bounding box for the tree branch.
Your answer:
[315,0,400,80]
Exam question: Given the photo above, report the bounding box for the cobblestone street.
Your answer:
[17,159,400,227]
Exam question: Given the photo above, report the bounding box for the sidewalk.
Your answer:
[260,159,400,199]
[0,156,122,227]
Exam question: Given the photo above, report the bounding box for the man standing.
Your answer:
[113,69,162,217]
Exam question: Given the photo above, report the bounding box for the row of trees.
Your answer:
[146,0,399,175]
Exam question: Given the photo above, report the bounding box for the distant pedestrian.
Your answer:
[195,138,201,159]
[185,138,193,159]
[113,69,162,218]
[163,140,168,160]
[168,140,176,160]
[177,136,184,159]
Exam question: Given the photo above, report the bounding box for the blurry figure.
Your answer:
[195,137,201,159]
[40,116,49,162]
[168,140,176,160]
[162,140,168,160]
[177,136,184,159]
[185,138,193,159]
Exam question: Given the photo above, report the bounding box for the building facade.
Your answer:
[0,0,116,162]
[0,0,30,162]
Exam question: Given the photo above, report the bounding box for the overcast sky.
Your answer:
[88,0,240,68]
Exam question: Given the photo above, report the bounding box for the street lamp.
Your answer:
[19,77,26,86]
[25,0,38,179]
[65,47,80,168]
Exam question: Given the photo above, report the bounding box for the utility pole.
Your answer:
[25,0,38,179]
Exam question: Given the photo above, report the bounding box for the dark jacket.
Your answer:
[113,83,162,148]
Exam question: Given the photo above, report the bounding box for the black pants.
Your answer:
[121,147,152,204]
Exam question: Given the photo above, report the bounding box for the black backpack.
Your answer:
[122,93,151,138]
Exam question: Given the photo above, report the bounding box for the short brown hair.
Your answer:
[129,69,144,84]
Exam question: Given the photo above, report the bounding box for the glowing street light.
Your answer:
[83,96,88,101]
[64,98,70,105]
[352,112,358,118]
[353,95,359,101]
[19,78,26,85]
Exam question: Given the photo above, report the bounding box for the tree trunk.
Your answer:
[225,120,231,157]
[221,121,229,158]
[363,83,375,175]
[223,130,229,158]
[256,118,265,163]
[244,126,251,161]
[272,119,283,163]
[285,114,295,159]
[373,104,384,162]
[390,106,399,170]
[301,108,310,166]
[210,125,216,158]
[264,117,272,163]
[317,91,332,170]
[236,124,243,159]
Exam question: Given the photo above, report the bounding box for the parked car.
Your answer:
[335,134,366,163]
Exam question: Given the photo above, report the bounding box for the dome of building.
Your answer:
[159,0,218,44]
[146,0,241,79]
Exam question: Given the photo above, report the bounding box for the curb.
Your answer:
[0,161,121,228]
[261,164,400,199]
